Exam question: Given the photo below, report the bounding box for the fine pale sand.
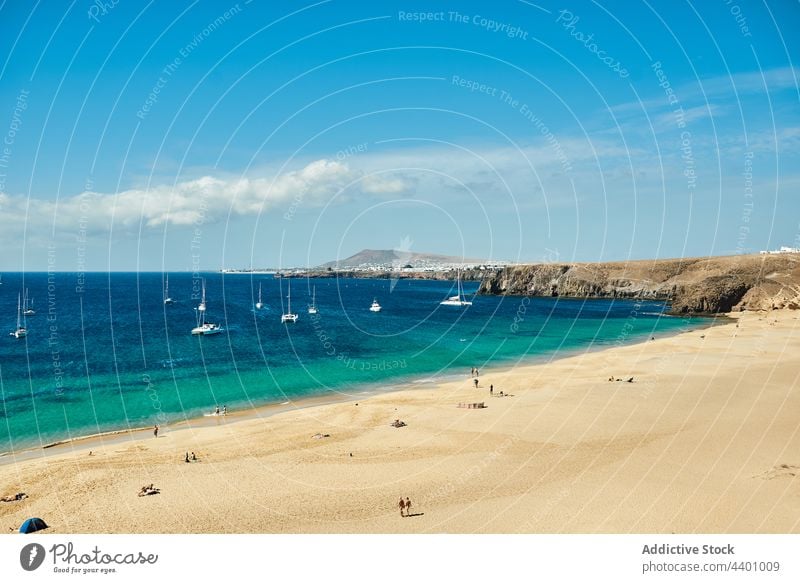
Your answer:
[1,311,798,533]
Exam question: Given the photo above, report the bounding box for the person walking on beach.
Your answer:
[398,497,406,517]
[474,378,479,388]
[490,384,493,396]
[405,497,412,516]
[153,425,159,438]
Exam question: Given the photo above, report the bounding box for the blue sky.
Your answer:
[0,0,798,270]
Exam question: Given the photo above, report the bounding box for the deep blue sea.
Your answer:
[0,272,704,453]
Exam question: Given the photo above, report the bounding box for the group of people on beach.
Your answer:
[184,451,198,463]
[398,496,413,517]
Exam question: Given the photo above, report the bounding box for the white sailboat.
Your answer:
[369,298,382,312]
[440,270,473,307]
[191,316,222,335]
[281,280,298,323]
[163,274,174,305]
[191,281,222,335]
[198,279,207,312]
[307,285,318,314]
[255,282,264,310]
[22,288,35,315]
[10,293,27,338]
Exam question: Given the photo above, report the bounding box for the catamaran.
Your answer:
[191,318,222,335]
[10,293,27,338]
[440,270,473,307]
[281,280,298,323]
[163,274,174,305]
[308,285,318,314]
[22,289,35,315]
[369,298,382,312]
[191,281,222,335]
[255,282,264,310]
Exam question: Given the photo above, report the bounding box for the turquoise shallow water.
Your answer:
[0,272,705,453]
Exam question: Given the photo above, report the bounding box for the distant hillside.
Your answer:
[479,253,800,314]
[318,248,488,269]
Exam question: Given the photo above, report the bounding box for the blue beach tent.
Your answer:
[19,517,48,533]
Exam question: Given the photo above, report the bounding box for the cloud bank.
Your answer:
[0,159,409,234]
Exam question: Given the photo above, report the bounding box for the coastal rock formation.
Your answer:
[477,254,800,315]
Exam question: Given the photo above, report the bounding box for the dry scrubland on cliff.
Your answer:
[477,254,800,315]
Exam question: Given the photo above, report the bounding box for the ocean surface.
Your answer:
[0,272,705,453]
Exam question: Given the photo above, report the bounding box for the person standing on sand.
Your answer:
[490,384,493,396]
[154,425,159,438]
[405,497,412,516]
[474,378,479,388]
[398,497,406,517]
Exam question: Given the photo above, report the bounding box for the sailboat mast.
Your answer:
[17,293,22,328]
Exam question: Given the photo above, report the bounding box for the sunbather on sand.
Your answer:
[1,492,27,502]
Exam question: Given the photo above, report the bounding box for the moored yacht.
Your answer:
[255,282,264,310]
[191,281,222,335]
[440,269,472,307]
[308,285,318,314]
[10,293,27,338]
[22,289,35,316]
[281,280,298,323]
[163,274,174,305]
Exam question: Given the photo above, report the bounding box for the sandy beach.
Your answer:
[1,310,798,534]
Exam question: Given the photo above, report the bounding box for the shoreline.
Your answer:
[1,309,797,533]
[0,311,723,466]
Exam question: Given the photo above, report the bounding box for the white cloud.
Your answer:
[701,66,800,96]
[610,66,799,116]
[653,103,725,129]
[0,159,409,235]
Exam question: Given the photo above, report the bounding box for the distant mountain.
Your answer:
[317,249,488,269]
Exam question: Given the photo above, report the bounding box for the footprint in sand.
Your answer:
[754,464,799,480]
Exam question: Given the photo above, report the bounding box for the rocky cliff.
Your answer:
[477,254,800,315]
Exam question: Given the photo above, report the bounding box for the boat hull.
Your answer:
[191,325,222,335]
